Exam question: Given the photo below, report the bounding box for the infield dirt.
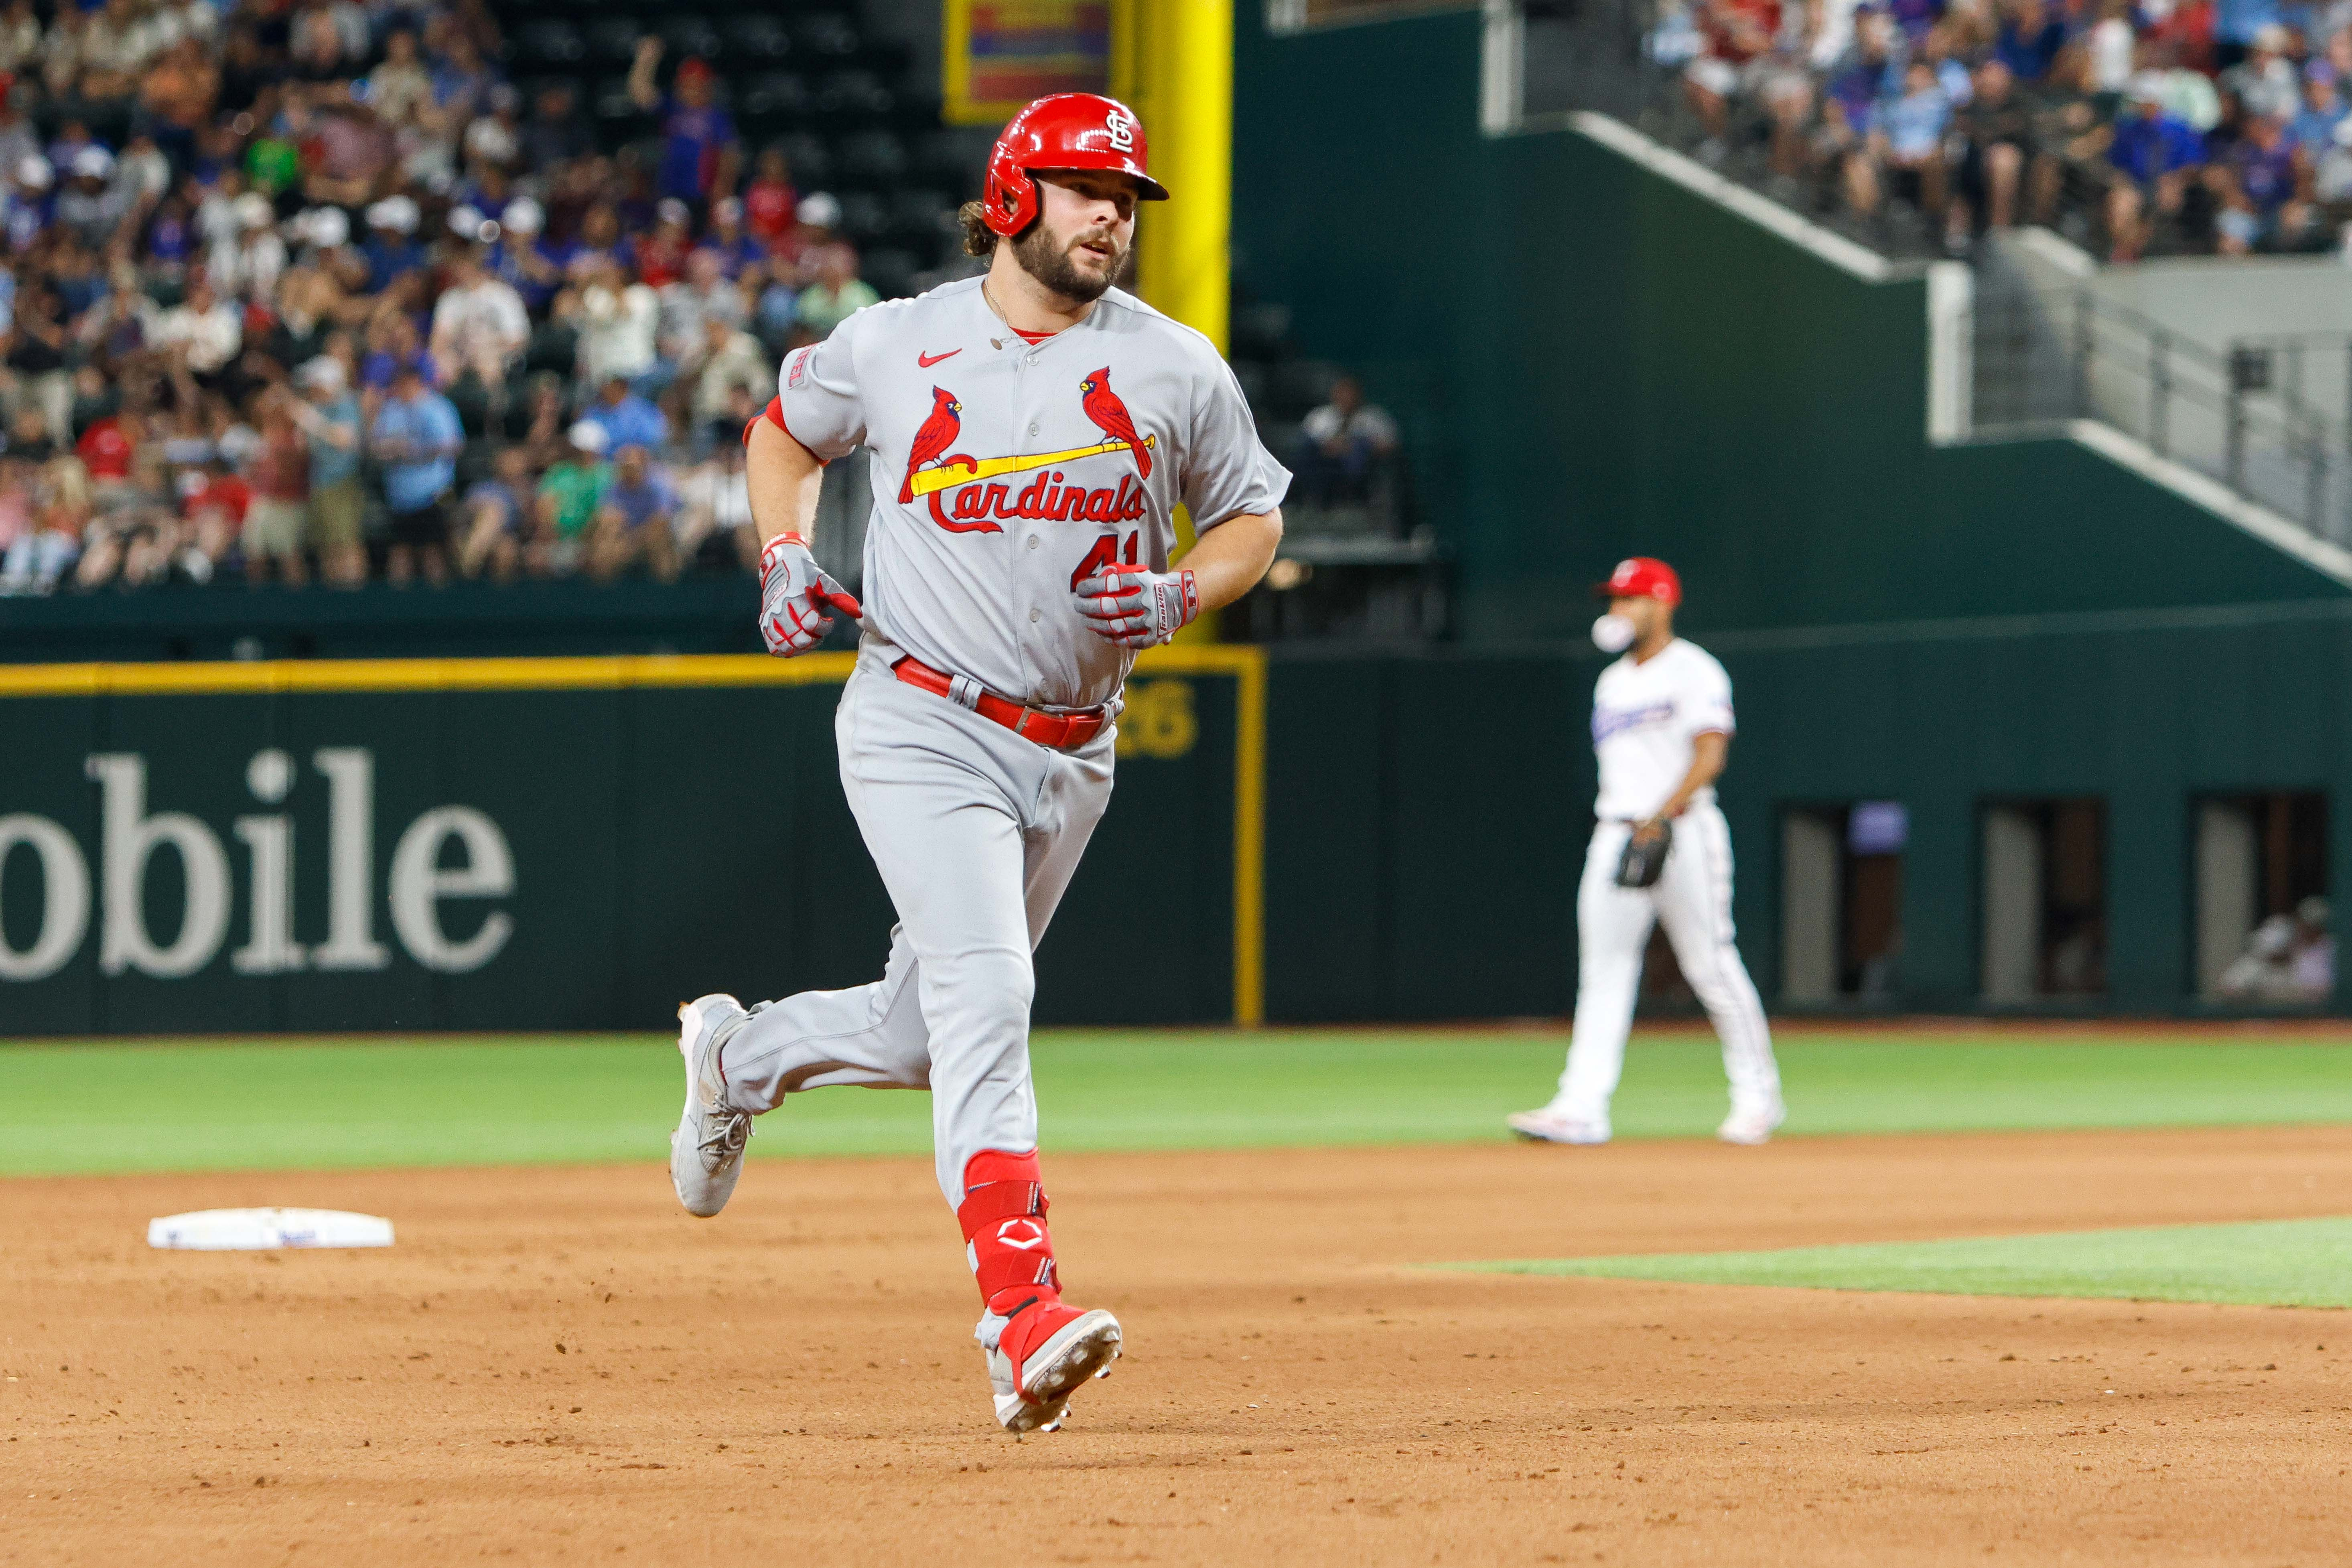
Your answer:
[5,1125,2351,1566]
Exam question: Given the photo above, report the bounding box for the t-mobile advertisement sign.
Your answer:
[0,749,513,985]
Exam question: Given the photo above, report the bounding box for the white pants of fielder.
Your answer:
[1555,805,1782,1123]
[714,666,1113,1207]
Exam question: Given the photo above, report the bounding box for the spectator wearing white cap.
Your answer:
[54,144,127,248]
[430,244,528,391]
[532,419,611,576]
[704,195,765,278]
[781,190,842,282]
[210,189,285,302]
[2,154,49,252]
[288,354,365,585]
[490,196,560,313]
[361,193,424,292]
[2222,25,2303,122]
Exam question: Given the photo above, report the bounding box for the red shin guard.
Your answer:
[957,1149,1060,1316]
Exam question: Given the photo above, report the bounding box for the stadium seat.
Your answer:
[862,247,920,301]
[886,188,958,255]
[737,73,811,134]
[770,133,834,190]
[837,191,890,246]
[815,70,893,126]
[656,15,722,63]
[720,14,793,64]
[1233,361,1270,411]
[1231,303,1293,365]
[790,13,861,63]
[590,77,655,144]
[836,131,909,191]
[913,129,987,194]
[1268,360,1341,419]
[510,20,587,68]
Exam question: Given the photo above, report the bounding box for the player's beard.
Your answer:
[1013,219,1132,303]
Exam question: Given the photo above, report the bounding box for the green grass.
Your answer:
[4,1030,2352,1176]
[1462,1216,2352,1308]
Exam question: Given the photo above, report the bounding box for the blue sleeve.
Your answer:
[430,397,464,445]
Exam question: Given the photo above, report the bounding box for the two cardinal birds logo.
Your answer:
[899,368,1155,529]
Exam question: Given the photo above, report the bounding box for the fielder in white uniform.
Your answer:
[665,93,1290,1435]
[1510,556,1785,1147]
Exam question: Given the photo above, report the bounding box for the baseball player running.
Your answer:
[1510,557,1785,1147]
[667,94,1290,1435]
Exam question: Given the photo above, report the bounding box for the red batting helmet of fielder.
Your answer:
[1594,556,1683,606]
[982,93,1170,238]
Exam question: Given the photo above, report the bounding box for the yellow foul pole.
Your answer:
[1118,0,1232,355]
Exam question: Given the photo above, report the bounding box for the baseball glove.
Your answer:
[1614,823,1672,889]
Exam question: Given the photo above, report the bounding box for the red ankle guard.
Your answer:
[957,1149,1059,1313]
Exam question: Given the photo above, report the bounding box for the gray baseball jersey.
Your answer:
[775,275,1291,709]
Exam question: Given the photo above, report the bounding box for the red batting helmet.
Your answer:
[1594,556,1682,606]
[982,93,1169,238]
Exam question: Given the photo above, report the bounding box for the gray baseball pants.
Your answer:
[716,668,1114,1206]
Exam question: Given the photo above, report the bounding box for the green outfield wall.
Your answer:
[0,657,1240,1035]
[1230,12,2351,639]
[6,626,2347,1034]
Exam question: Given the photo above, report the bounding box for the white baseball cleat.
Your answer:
[670,994,754,1217]
[1716,1101,1786,1146]
[1507,1106,1612,1145]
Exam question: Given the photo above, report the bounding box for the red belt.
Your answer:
[891,657,1111,752]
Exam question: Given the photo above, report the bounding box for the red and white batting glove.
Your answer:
[1072,562,1198,648]
[758,532,862,658]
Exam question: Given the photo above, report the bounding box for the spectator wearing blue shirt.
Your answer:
[704,198,769,278]
[1994,0,2067,83]
[2288,64,2347,157]
[579,373,670,453]
[1850,59,1954,217]
[291,355,367,586]
[627,42,741,205]
[588,444,680,582]
[2213,112,2315,252]
[370,361,465,586]
[361,196,428,292]
[491,198,565,314]
[2104,77,2208,262]
[2214,0,2283,66]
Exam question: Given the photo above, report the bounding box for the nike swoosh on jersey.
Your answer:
[918,349,962,367]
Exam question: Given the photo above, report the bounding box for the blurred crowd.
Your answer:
[1656,0,2352,259]
[0,0,899,596]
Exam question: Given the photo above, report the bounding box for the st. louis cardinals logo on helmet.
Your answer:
[899,371,1155,534]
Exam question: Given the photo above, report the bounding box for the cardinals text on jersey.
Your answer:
[898,367,1155,533]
